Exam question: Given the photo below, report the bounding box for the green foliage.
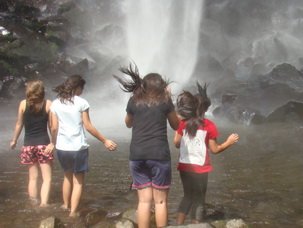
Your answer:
[0,60,18,75]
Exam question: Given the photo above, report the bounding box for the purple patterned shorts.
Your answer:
[20,145,54,164]
[130,160,171,190]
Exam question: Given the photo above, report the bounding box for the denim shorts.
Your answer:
[129,160,171,190]
[56,148,89,173]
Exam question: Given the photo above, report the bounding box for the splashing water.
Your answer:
[124,0,203,92]
[240,110,256,126]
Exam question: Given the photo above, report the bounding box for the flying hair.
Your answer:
[114,62,171,106]
[196,82,208,99]
[53,74,85,104]
[176,81,211,137]
[113,63,142,93]
[196,81,211,115]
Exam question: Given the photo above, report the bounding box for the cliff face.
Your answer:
[1,1,303,125]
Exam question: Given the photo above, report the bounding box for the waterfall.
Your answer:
[124,0,203,92]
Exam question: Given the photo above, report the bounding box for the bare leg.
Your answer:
[176,212,186,225]
[137,187,153,228]
[62,172,73,209]
[153,188,168,228]
[28,164,39,203]
[69,172,84,217]
[39,162,52,206]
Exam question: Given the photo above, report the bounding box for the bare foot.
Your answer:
[60,204,69,211]
[191,220,200,224]
[69,211,80,218]
[39,203,50,208]
[29,198,39,206]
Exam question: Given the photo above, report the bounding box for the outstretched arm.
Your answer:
[208,133,239,154]
[82,109,117,151]
[10,100,25,149]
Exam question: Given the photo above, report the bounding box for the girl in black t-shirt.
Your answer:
[114,63,179,228]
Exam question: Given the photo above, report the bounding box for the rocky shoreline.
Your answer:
[39,208,249,228]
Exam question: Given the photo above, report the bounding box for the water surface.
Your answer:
[0,113,302,227]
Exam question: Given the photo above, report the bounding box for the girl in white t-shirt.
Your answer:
[174,82,239,225]
[50,74,117,217]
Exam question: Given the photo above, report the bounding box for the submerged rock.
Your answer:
[166,223,212,228]
[115,218,135,228]
[39,216,64,228]
[165,219,248,228]
[84,208,107,227]
[211,219,248,228]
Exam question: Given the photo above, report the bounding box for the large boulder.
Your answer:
[265,101,303,123]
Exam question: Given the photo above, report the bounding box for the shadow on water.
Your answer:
[1,109,303,227]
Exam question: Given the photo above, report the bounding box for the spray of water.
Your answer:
[124,0,203,93]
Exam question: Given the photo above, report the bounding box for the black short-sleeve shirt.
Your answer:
[126,98,175,161]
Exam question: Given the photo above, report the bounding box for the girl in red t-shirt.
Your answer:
[174,82,239,225]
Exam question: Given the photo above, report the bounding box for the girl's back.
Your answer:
[127,98,174,160]
[23,100,49,146]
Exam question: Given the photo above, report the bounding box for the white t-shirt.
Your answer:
[51,96,90,151]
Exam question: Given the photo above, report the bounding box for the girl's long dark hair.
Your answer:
[114,63,171,106]
[176,82,211,137]
[53,74,86,104]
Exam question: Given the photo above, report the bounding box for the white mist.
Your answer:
[124,0,203,93]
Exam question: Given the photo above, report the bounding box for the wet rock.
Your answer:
[265,101,303,123]
[121,208,137,224]
[166,223,212,228]
[39,216,64,228]
[225,219,248,228]
[165,218,248,228]
[84,208,107,227]
[57,1,77,15]
[115,218,135,228]
[94,24,127,55]
[120,208,158,228]
[213,104,264,125]
[211,219,248,228]
[69,58,89,75]
[210,63,303,125]
[264,63,303,92]
[91,220,114,228]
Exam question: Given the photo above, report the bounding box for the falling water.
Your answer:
[124,0,203,92]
